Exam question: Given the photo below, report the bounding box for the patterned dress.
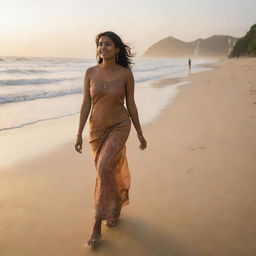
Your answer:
[87,76,131,221]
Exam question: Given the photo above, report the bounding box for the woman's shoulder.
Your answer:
[121,67,133,81]
[85,65,98,73]
[118,64,132,71]
[118,65,132,76]
[84,66,100,80]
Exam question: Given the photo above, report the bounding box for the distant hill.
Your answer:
[229,24,256,57]
[142,35,239,58]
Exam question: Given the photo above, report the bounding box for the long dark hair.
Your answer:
[95,31,135,69]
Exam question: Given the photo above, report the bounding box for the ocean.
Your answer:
[0,56,216,132]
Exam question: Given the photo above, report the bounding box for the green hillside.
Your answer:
[229,24,256,57]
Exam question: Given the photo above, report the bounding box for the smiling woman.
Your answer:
[95,32,135,68]
[74,31,147,248]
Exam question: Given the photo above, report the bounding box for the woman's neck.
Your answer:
[101,58,117,70]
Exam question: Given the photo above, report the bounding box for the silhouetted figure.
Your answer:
[188,58,191,69]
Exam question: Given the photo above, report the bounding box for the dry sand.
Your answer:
[1,57,256,256]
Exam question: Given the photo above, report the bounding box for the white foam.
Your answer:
[0,57,217,131]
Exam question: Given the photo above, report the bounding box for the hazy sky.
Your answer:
[1,0,255,58]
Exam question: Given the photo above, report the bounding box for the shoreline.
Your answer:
[0,57,217,133]
[0,60,217,170]
[1,57,256,255]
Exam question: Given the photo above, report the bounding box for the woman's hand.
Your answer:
[138,134,147,150]
[74,135,83,153]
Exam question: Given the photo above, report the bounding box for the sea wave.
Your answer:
[135,68,185,83]
[0,69,50,74]
[15,57,30,61]
[0,76,80,86]
[0,87,82,104]
[135,64,177,72]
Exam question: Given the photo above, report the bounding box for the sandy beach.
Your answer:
[1,57,256,256]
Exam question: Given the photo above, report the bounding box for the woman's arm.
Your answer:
[77,68,92,136]
[125,69,147,150]
[75,68,92,153]
[125,69,142,135]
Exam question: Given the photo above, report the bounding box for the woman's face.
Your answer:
[98,35,119,60]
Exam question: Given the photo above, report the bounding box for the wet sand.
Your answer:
[1,57,256,256]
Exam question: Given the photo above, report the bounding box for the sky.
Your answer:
[0,0,255,58]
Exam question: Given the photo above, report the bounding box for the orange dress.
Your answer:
[88,77,131,221]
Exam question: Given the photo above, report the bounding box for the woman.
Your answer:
[74,31,147,248]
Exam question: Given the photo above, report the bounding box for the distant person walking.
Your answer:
[188,58,191,69]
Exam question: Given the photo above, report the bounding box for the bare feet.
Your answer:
[87,230,102,248]
[105,207,121,227]
[105,216,118,227]
[87,218,102,248]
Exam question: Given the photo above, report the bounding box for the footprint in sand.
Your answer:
[190,146,206,151]
[249,86,256,94]
[187,168,193,174]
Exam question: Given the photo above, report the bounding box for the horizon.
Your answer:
[1,0,255,58]
[1,33,244,59]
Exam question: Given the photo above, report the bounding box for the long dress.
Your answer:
[87,77,132,221]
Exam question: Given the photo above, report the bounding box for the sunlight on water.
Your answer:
[0,56,216,169]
